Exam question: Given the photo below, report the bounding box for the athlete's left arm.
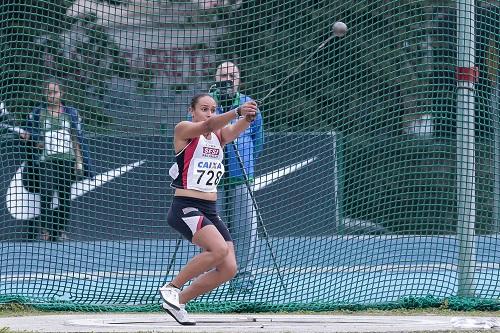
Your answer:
[67,108,85,173]
[220,101,256,145]
[220,117,252,145]
[72,135,83,172]
[69,109,95,177]
[68,109,84,173]
[252,111,264,159]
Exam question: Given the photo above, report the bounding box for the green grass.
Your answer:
[1,302,498,317]
[0,303,44,317]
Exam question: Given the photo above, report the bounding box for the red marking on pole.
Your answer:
[456,66,479,82]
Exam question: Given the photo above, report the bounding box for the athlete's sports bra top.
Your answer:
[169,133,225,193]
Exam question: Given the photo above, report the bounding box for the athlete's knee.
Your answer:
[225,261,238,279]
[209,242,229,264]
[218,258,237,281]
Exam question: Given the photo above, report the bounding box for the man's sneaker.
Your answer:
[161,302,196,326]
[158,285,181,310]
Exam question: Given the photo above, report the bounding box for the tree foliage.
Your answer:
[0,0,130,130]
[216,0,499,233]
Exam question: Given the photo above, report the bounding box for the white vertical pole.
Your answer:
[493,76,500,233]
[331,131,342,232]
[456,0,477,297]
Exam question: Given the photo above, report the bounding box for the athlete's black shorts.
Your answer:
[167,196,232,242]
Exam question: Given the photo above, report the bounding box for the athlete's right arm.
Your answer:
[20,110,34,140]
[21,108,44,149]
[174,110,239,141]
[20,132,30,140]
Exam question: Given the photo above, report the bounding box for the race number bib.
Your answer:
[190,158,224,192]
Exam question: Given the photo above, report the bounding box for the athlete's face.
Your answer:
[46,82,62,106]
[191,95,217,122]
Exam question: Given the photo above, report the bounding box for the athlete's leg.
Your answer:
[161,197,234,312]
[216,185,230,226]
[38,161,56,240]
[179,241,237,304]
[170,225,229,289]
[52,160,75,241]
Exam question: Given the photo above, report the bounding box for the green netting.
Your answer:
[1,0,499,313]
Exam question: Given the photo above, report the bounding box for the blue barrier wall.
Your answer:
[0,132,338,240]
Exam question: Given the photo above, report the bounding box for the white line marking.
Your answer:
[6,160,146,220]
[2,263,499,282]
[253,157,317,192]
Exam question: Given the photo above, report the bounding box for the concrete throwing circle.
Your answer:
[2,314,499,332]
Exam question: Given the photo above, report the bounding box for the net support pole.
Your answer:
[456,0,477,297]
[493,74,500,233]
[331,131,342,233]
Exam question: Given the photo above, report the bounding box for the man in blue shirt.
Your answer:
[212,62,264,292]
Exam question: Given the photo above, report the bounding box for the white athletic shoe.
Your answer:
[162,302,196,326]
[158,285,181,310]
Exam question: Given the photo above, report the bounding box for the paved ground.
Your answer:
[0,313,499,333]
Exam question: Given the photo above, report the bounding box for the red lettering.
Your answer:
[203,147,219,155]
[141,46,214,78]
[169,49,183,77]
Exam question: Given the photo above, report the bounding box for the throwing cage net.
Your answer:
[0,0,499,311]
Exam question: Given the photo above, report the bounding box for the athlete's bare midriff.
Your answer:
[174,188,217,201]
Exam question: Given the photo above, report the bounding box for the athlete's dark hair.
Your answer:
[190,93,213,109]
[43,77,64,92]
